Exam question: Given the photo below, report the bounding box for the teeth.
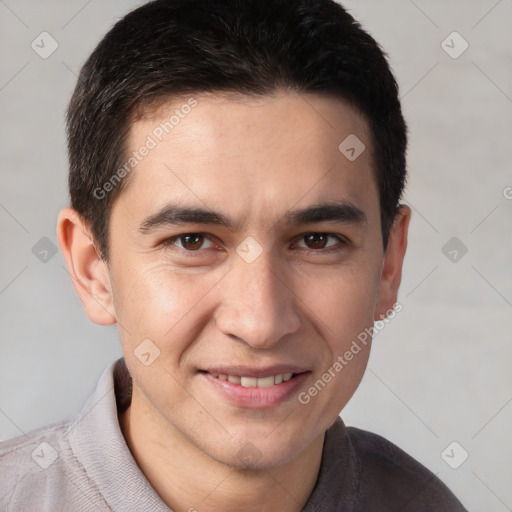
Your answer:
[211,372,296,387]
[255,376,275,388]
[241,376,258,387]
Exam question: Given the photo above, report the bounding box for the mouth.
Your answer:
[199,370,301,388]
[197,367,311,408]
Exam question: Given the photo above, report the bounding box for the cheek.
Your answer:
[296,260,381,347]
[111,261,224,357]
[293,261,380,412]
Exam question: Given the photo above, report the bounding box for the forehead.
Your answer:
[117,91,377,225]
[132,91,371,159]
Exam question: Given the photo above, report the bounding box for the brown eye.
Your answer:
[304,233,328,249]
[180,234,205,250]
[295,233,346,251]
[164,233,215,251]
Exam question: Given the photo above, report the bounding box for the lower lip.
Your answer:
[199,371,311,408]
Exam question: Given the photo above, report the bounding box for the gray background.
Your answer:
[1,1,511,510]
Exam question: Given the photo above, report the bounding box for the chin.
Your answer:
[200,424,314,470]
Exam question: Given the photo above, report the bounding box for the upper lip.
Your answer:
[200,365,310,378]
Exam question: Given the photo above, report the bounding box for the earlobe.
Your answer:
[56,207,117,326]
[374,205,411,321]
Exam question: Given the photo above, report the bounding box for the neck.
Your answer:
[119,386,325,512]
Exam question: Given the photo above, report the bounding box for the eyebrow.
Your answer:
[138,200,367,234]
[284,201,367,226]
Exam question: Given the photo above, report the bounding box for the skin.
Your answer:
[57,91,411,512]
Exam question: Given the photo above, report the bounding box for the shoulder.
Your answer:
[346,426,467,511]
[0,419,107,511]
[0,418,70,476]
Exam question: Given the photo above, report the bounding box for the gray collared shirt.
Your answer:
[0,358,467,511]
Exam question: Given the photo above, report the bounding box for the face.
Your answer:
[103,91,398,468]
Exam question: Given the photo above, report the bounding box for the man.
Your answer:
[0,0,467,510]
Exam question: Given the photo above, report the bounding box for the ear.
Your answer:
[375,205,411,320]
[56,207,117,326]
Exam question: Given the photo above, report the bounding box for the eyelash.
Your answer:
[160,232,349,254]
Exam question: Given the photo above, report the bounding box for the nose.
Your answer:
[214,252,301,349]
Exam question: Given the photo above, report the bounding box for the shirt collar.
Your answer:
[68,358,171,511]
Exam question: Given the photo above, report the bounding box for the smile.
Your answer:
[199,369,311,408]
[207,372,296,387]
